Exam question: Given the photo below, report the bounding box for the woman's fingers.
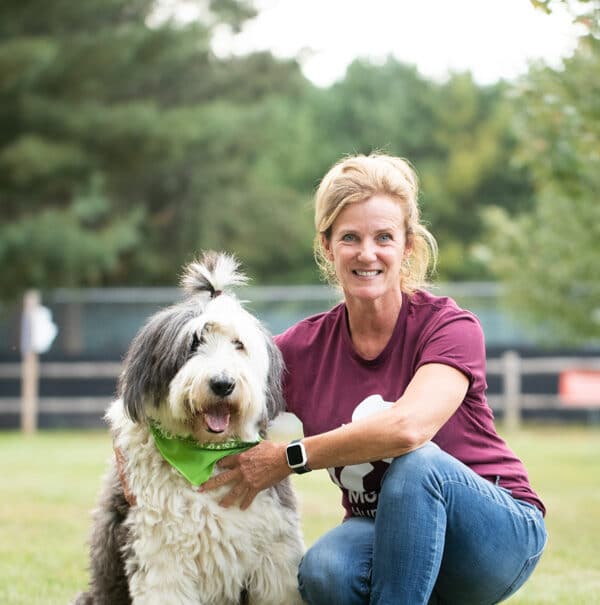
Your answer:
[114,446,137,506]
[218,482,255,509]
[216,452,241,469]
[239,489,259,511]
[197,441,289,508]
[198,467,241,492]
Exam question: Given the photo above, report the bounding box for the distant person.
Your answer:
[203,153,547,604]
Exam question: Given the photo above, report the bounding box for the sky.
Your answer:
[210,0,584,87]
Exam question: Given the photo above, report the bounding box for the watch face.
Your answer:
[287,443,305,466]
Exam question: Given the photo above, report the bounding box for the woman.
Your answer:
[204,153,547,604]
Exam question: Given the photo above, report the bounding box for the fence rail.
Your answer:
[486,357,600,374]
[2,352,599,431]
[0,362,123,379]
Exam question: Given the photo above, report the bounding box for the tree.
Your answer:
[0,0,311,298]
[485,5,600,343]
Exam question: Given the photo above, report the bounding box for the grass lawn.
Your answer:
[1,424,599,604]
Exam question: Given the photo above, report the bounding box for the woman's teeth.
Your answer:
[354,270,380,277]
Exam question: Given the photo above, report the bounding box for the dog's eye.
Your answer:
[191,332,203,353]
[232,339,245,351]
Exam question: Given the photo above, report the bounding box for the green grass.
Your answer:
[1,426,599,604]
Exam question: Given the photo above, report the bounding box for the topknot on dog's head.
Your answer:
[180,251,248,299]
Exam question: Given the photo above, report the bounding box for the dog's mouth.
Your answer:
[203,402,231,434]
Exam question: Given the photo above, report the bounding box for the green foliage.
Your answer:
[485,28,600,343]
[0,0,310,298]
[1,0,595,326]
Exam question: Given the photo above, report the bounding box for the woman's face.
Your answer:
[322,194,409,305]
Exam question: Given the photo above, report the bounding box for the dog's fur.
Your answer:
[74,252,304,605]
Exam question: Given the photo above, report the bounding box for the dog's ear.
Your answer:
[118,303,197,422]
[263,331,286,422]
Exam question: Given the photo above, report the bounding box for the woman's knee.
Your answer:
[298,545,343,594]
[385,442,442,482]
[378,442,453,508]
[298,524,371,605]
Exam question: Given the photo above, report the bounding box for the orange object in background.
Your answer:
[559,370,600,407]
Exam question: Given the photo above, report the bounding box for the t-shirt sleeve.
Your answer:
[415,310,487,391]
[273,329,297,415]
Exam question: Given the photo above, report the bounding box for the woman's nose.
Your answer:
[357,239,377,261]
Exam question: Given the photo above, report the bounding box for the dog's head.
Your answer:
[118,251,285,443]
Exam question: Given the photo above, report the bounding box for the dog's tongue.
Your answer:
[205,403,230,433]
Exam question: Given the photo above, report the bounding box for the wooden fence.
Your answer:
[486,353,600,429]
[1,352,599,433]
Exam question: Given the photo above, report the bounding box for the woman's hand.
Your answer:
[198,440,291,510]
[114,446,137,506]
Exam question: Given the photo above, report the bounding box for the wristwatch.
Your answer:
[285,439,311,474]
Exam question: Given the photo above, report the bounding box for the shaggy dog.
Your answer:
[74,252,304,605]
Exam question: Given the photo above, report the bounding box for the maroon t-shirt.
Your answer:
[275,290,545,519]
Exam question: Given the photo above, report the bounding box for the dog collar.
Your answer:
[149,423,259,486]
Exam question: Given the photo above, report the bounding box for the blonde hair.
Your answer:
[314,153,438,294]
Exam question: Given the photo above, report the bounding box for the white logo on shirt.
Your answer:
[327,395,393,494]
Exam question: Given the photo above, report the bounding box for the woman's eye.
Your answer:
[233,339,245,351]
[341,233,356,242]
[377,233,392,242]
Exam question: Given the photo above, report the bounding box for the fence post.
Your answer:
[21,290,40,434]
[502,350,521,431]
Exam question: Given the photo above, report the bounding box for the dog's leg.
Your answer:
[74,461,132,605]
[245,485,305,605]
[126,529,205,605]
[246,535,305,605]
[127,571,204,604]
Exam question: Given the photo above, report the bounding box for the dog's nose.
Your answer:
[209,376,235,397]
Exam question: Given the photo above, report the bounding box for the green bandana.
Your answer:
[149,423,259,486]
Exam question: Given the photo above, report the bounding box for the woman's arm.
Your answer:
[302,362,468,467]
[200,362,468,509]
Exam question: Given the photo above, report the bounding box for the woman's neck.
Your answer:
[345,291,403,359]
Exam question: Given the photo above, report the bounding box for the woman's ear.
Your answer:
[321,233,334,261]
[403,231,413,259]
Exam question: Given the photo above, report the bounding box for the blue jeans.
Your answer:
[298,443,547,605]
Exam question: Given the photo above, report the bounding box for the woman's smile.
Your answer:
[353,269,382,277]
